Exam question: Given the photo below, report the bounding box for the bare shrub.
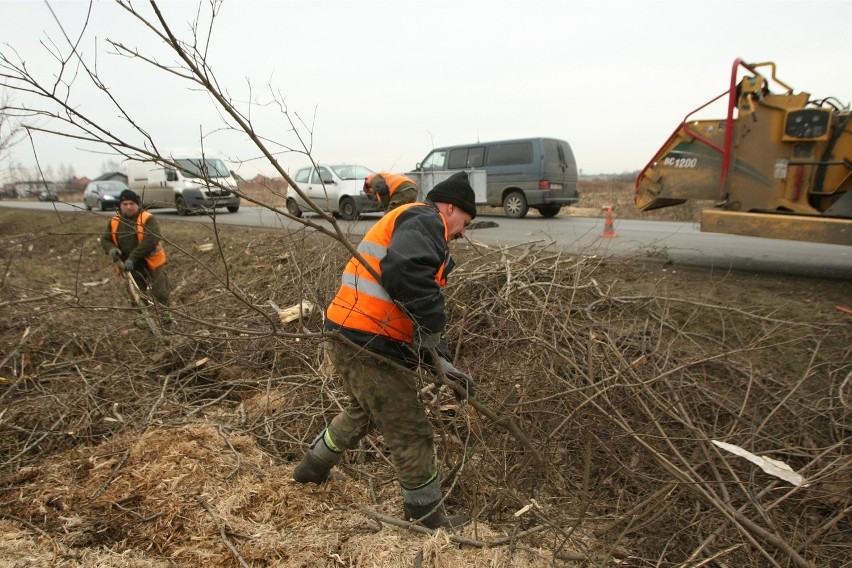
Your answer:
[1,210,849,566]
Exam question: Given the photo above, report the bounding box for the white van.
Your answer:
[126,155,241,215]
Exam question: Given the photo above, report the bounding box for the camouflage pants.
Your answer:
[131,265,171,307]
[326,340,435,489]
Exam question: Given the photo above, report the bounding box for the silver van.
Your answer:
[413,137,579,218]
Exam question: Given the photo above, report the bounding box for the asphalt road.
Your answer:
[4,200,851,280]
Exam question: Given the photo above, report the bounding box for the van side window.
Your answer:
[449,146,485,169]
[448,149,467,169]
[486,142,533,166]
[420,150,447,170]
[467,146,485,167]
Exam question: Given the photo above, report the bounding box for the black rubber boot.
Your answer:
[403,500,469,530]
[293,430,342,484]
[402,476,469,530]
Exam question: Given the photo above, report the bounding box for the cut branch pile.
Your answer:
[0,211,849,567]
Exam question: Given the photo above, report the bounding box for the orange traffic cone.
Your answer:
[600,206,617,238]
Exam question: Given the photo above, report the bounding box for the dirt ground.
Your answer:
[0,205,849,567]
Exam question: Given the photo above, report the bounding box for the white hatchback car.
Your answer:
[286,164,382,220]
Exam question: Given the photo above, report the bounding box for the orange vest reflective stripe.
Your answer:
[110,211,167,270]
[382,173,416,198]
[326,202,448,343]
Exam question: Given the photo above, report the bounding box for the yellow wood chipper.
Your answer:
[635,58,851,246]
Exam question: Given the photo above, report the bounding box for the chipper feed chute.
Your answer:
[634,59,851,245]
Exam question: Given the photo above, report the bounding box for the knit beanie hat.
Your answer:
[425,171,477,219]
[119,189,141,205]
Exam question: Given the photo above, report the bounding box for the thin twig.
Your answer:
[354,504,549,548]
[194,495,250,568]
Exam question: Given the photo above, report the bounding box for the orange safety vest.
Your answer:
[110,211,167,270]
[381,172,417,198]
[326,202,448,344]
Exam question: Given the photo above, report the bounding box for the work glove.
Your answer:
[108,247,122,262]
[412,331,441,351]
[122,259,135,272]
[439,357,476,401]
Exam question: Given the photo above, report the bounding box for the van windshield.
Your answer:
[175,158,230,179]
[419,150,447,170]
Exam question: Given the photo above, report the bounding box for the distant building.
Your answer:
[248,174,287,187]
[72,177,91,190]
[94,171,128,184]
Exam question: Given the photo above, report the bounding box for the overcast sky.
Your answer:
[2,0,851,181]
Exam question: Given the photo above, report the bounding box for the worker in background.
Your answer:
[101,189,172,325]
[363,172,419,212]
[294,171,478,530]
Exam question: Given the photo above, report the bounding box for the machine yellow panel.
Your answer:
[701,210,851,246]
[635,58,851,246]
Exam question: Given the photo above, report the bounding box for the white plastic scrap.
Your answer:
[277,300,316,324]
[513,498,541,517]
[711,440,806,487]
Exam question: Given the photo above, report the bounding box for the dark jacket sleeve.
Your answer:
[380,207,448,335]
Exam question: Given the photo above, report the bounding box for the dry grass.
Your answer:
[236,180,289,209]
[571,176,713,221]
[0,209,849,567]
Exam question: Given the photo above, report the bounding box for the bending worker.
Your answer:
[294,171,477,530]
[363,171,418,212]
[101,189,172,324]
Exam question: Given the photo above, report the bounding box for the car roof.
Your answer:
[426,137,569,151]
[298,163,365,168]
